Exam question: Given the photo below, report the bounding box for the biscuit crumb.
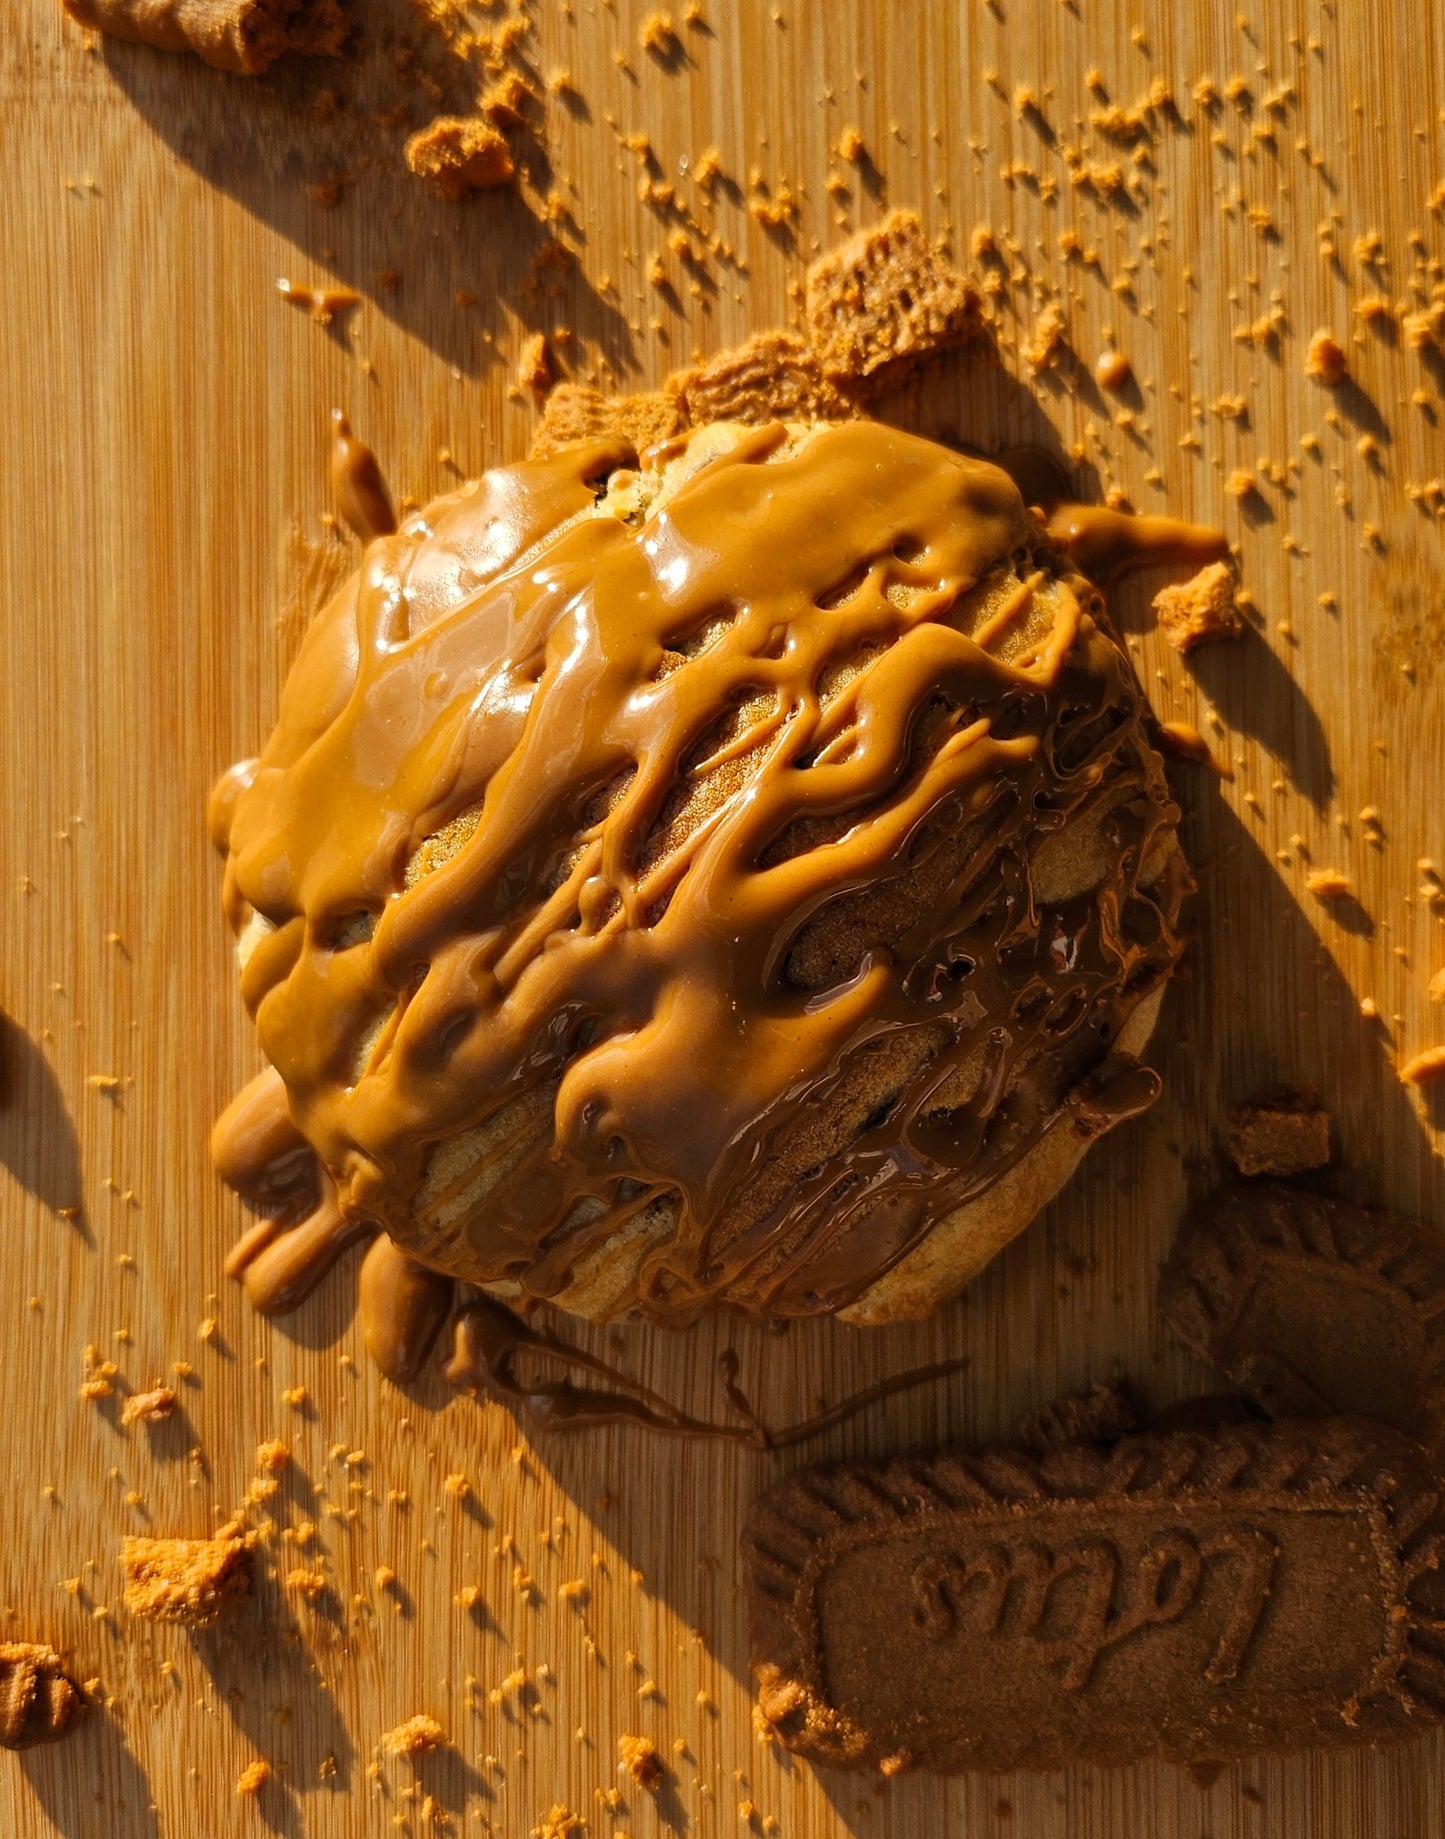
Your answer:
[120,1385,176,1425]
[518,334,553,403]
[1305,869,1353,901]
[385,1713,447,1757]
[1399,1047,1445,1087]
[235,1759,272,1796]
[1151,562,1242,652]
[254,1439,290,1473]
[0,1643,86,1750]
[639,11,677,54]
[836,124,866,163]
[1025,302,1069,375]
[404,118,514,200]
[1304,330,1348,383]
[1224,469,1259,500]
[619,1730,663,1788]
[285,1567,327,1600]
[534,1807,584,1839]
[1227,1086,1332,1177]
[122,1532,255,1626]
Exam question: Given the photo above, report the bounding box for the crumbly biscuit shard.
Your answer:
[1151,562,1242,652]
[804,209,988,393]
[527,383,684,460]
[404,117,514,199]
[122,1530,255,1625]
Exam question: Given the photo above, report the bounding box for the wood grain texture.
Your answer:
[2,0,1444,1834]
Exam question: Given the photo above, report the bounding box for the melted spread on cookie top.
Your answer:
[212,418,1192,1330]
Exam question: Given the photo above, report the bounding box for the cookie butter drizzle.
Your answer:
[212,417,1208,1395]
[441,1293,973,1445]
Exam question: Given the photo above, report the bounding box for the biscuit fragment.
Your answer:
[60,0,346,74]
[744,1417,1445,1773]
[404,117,514,199]
[527,382,684,460]
[0,1644,86,1750]
[1226,1085,1332,1177]
[674,331,856,426]
[1160,1183,1445,1452]
[1013,1380,1136,1455]
[804,209,988,394]
[1151,561,1242,652]
[122,1530,255,1625]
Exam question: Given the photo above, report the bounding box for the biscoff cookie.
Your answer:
[744,1416,1445,1774]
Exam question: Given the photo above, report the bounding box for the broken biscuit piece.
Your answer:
[1151,561,1242,652]
[1013,1380,1136,1456]
[122,1530,255,1626]
[1160,1182,1445,1454]
[804,209,988,394]
[527,382,684,460]
[404,117,514,199]
[674,330,857,426]
[60,0,346,74]
[0,1644,86,1750]
[1226,1084,1332,1177]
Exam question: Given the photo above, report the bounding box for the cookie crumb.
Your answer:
[518,334,553,403]
[235,1759,272,1796]
[1151,562,1242,652]
[384,1713,447,1757]
[1304,330,1348,384]
[1305,868,1353,901]
[120,1385,176,1425]
[619,1731,663,1788]
[405,118,514,200]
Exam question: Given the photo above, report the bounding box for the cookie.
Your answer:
[1159,1183,1445,1451]
[743,1416,1445,1774]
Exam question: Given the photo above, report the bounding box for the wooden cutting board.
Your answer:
[3,0,1444,1833]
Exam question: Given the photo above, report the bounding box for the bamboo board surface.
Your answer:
[3,0,1445,1833]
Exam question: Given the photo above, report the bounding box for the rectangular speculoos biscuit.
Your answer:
[743,1418,1445,1775]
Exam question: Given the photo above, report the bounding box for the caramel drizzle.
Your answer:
[994,446,1229,584]
[277,280,361,327]
[443,1292,973,1447]
[214,418,1197,1329]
